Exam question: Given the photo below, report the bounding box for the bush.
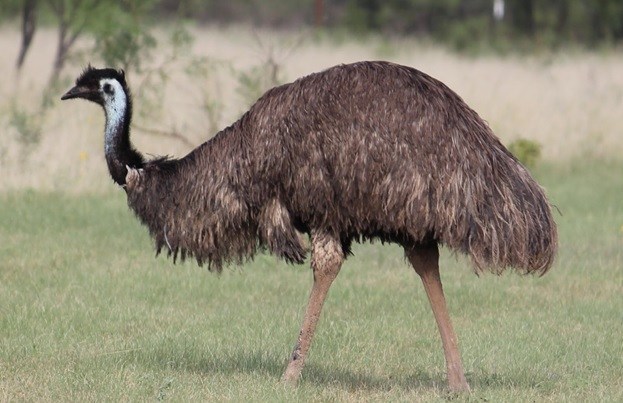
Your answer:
[508,138,542,169]
[9,107,42,152]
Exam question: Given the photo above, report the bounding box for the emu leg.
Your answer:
[406,244,470,392]
[282,232,344,384]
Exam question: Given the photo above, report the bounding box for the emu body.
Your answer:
[62,61,557,392]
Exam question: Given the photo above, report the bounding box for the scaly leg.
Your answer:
[406,243,470,392]
[281,231,344,384]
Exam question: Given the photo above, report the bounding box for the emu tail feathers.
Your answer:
[439,159,558,275]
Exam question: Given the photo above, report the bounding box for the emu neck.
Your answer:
[103,89,143,186]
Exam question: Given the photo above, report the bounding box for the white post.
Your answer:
[493,0,505,21]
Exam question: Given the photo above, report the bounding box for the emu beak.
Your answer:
[61,85,95,101]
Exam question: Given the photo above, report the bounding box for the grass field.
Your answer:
[1,160,622,401]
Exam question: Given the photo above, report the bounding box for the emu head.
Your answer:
[61,65,128,109]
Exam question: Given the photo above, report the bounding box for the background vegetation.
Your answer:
[3,0,623,51]
[1,0,622,164]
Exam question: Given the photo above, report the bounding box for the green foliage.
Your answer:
[4,0,623,51]
[343,0,623,50]
[185,57,227,135]
[95,28,157,73]
[234,51,284,106]
[91,0,158,73]
[508,138,542,169]
[8,106,42,151]
[235,65,275,106]
[130,23,199,122]
[0,0,22,21]
[441,15,491,53]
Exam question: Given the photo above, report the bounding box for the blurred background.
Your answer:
[0,0,622,191]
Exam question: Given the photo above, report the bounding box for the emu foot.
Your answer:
[447,372,470,393]
[281,349,304,385]
[280,364,302,386]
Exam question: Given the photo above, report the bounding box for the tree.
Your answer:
[43,0,158,85]
[16,0,37,71]
[47,0,105,83]
[507,0,534,37]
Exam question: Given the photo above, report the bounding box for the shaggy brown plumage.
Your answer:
[62,61,558,392]
[123,61,556,274]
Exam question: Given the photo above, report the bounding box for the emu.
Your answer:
[61,62,557,392]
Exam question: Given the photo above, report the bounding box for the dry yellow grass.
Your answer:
[1,25,622,192]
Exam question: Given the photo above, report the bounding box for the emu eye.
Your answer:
[103,83,113,94]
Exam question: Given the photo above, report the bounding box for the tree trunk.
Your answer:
[16,0,38,71]
[50,22,69,84]
[48,0,84,85]
[314,0,324,27]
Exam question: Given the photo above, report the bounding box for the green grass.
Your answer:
[1,160,622,401]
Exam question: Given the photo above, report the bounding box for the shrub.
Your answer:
[9,107,42,152]
[508,138,542,169]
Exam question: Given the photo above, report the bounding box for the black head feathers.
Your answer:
[75,65,127,89]
[62,64,132,104]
